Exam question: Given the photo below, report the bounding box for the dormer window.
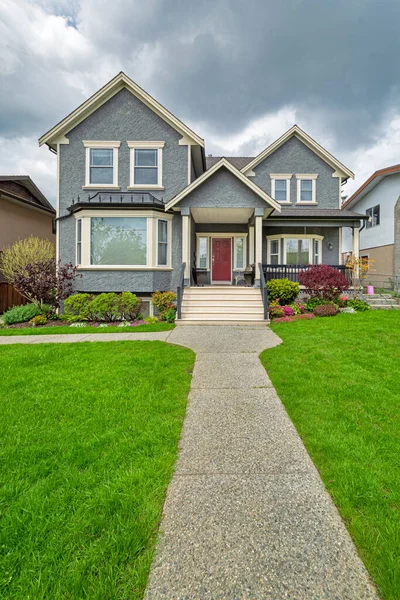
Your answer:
[83,141,120,188]
[128,141,165,189]
[270,174,292,203]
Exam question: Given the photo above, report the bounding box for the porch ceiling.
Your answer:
[191,207,253,224]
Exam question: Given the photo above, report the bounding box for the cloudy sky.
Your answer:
[1,0,400,205]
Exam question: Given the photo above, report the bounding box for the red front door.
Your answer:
[212,238,231,282]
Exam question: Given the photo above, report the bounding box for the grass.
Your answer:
[261,311,400,600]
[0,322,174,336]
[0,341,194,600]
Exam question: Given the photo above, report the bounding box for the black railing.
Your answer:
[68,191,164,212]
[262,264,352,284]
[258,263,269,319]
[176,262,186,320]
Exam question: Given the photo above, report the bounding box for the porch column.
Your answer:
[254,208,263,286]
[181,207,191,284]
[249,225,255,264]
[352,226,360,283]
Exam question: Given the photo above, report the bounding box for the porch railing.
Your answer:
[258,263,269,319]
[176,262,186,320]
[261,264,352,284]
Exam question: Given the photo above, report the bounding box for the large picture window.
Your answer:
[267,235,323,265]
[90,217,147,266]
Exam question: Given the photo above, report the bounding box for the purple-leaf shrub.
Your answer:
[298,265,349,301]
[12,259,79,308]
[313,303,337,317]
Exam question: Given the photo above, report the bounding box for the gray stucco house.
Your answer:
[39,72,366,322]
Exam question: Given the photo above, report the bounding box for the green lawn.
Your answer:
[261,311,400,600]
[0,341,194,600]
[0,322,174,336]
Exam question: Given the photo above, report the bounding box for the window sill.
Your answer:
[277,201,292,205]
[77,266,173,271]
[128,185,165,191]
[295,202,318,205]
[82,185,121,190]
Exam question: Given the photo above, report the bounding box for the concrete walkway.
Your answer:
[145,326,379,599]
[1,326,379,598]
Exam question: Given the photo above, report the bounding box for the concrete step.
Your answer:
[182,300,263,308]
[182,308,264,316]
[370,304,400,310]
[366,299,398,305]
[180,313,266,321]
[185,290,260,296]
[183,294,261,302]
[365,293,393,299]
[176,319,268,326]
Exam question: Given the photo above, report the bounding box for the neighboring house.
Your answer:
[39,71,366,321]
[342,164,400,289]
[0,175,55,311]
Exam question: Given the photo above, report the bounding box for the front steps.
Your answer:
[177,286,267,325]
[364,293,400,310]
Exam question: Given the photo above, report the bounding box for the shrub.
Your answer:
[266,278,299,305]
[282,305,295,317]
[64,293,94,320]
[292,301,306,315]
[152,291,177,319]
[313,303,338,317]
[3,303,42,325]
[274,313,315,323]
[304,297,328,311]
[346,298,371,312]
[30,314,47,327]
[298,265,349,301]
[119,292,143,321]
[163,307,177,323]
[145,316,159,324]
[268,300,284,319]
[0,235,55,284]
[89,293,122,322]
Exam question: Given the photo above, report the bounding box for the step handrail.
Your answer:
[176,262,186,320]
[259,263,269,319]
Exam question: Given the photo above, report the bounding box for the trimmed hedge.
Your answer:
[266,278,299,305]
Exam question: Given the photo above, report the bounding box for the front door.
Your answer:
[212,238,231,282]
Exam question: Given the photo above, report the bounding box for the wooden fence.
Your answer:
[0,282,27,314]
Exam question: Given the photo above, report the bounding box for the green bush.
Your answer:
[3,303,42,325]
[119,292,143,321]
[304,297,330,311]
[30,314,47,327]
[152,291,177,320]
[346,298,371,312]
[266,279,299,305]
[64,293,94,320]
[144,316,159,324]
[89,293,121,322]
[163,307,177,323]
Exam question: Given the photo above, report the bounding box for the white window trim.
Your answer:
[83,141,120,189]
[296,174,318,204]
[270,174,292,204]
[74,210,172,270]
[266,234,324,265]
[156,218,172,267]
[195,233,248,271]
[137,298,154,317]
[76,218,82,265]
[127,141,165,190]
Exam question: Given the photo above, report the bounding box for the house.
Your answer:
[341,165,400,289]
[0,176,55,311]
[39,71,366,322]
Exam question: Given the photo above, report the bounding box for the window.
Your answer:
[157,219,168,266]
[76,219,82,264]
[90,217,147,266]
[128,141,164,188]
[271,175,292,203]
[270,239,280,264]
[296,174,317,203]
[366,205,380,228]
[267,235,323,265]
[83,141,120,187]
[235,237,245,269]
[198,237,208,268]
[286,238,310,265]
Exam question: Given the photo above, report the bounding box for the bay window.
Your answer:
[127,141,164,189]
[267,235,323,265]
[83,141,120,188]
[91,217,147,265]
[157,219,168,266]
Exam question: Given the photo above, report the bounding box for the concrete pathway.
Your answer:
[1,326,379,598]
[145,326,379,599]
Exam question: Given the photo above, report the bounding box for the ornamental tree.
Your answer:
[298,265,349,301]
[12,259,78,309]
[0,235,55,283]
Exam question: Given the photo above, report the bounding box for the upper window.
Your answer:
[128,141,164,189]
[90,217,147,266]
[296,174,318,204]
[83,141,120,188]
[270,174,292,203]
[366,205,380,229]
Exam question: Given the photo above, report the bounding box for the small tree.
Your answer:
[344,256,375,295]
[12,259,78,309]
[298,265,349,301]
[0,235,55,283]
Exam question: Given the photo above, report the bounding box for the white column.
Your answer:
[352,227,360,281]
[255,215,263,282]
[249,226,255,264]
[182,213,191,280]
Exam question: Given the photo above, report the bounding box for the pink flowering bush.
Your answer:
[274,313,315,323]
[282,305,295,316]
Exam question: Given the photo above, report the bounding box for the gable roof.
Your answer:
[39,72,204,150]
[165,157,281,212]
[206,156,254,170]
[342,163,400,209]
[241,125,354,181]
[0,176,55,214]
